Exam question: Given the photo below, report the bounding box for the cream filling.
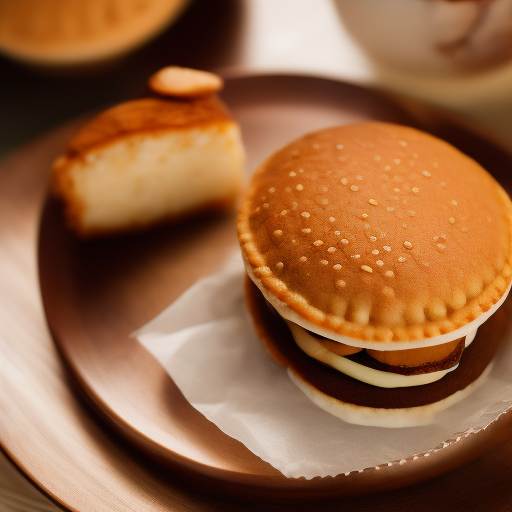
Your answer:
[287,322,467,389]
[464,329,477,347]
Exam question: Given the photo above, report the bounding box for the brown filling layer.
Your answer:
[345,342,464,376]
[309,330,465,375]
[245,277,508,409]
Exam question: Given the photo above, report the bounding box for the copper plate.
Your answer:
[3,75,512,509]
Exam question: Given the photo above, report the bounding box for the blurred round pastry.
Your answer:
[52,69,245,236]
[0,0,190,70]
[238,122,512,426]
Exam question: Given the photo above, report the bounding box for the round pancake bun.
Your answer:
[238,122,512,350]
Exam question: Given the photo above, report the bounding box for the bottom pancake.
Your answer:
[245,277,508,426]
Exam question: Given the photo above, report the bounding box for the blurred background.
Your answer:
[2,0,512,163]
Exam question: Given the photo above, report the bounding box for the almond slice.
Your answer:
[366,338,463,367]
[148,66,224,98]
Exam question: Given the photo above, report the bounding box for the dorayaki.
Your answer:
[238,122,512,427]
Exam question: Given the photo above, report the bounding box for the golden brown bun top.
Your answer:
[59,95,234,160]
[238,122,512,343]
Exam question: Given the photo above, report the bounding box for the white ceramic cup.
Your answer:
[335,0,512,74]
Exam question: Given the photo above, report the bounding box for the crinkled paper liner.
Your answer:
[136,252,512,479]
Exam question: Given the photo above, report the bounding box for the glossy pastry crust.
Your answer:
[53,95,234,160]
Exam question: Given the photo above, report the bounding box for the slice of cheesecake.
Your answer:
[52,92,245,236]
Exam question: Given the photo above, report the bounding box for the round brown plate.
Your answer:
[15,75,512,504]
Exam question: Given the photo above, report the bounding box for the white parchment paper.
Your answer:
[136,252,512,479]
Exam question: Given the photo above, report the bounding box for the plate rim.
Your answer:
[36,72,512,500]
